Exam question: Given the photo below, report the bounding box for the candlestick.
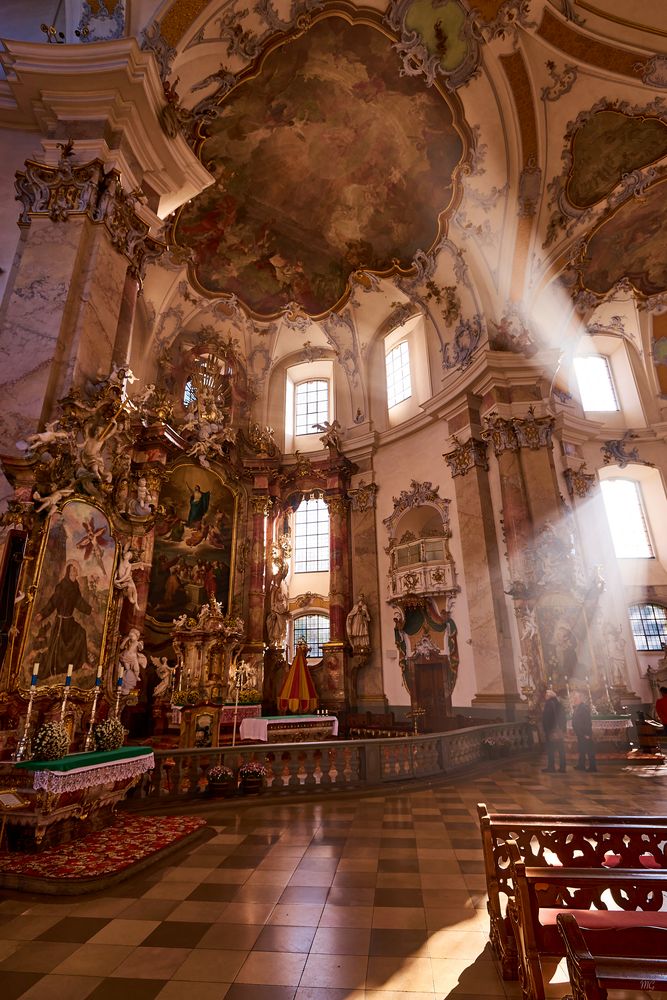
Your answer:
[84,682,102,752]
[64,663,73,688]
[114,664,125,718]
[232,684,240,748]
[30,662,40,687]
[15,686,36,762]
[59,680,71,725]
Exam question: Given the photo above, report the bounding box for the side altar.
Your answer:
[2,746,154,851]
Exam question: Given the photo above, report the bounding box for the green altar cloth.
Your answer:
[14,746,153,772]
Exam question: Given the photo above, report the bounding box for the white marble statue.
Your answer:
[346,594,371,651]
[114,545,149,606]
[119,627,147,694]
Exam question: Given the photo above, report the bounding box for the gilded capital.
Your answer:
[563,465,597,499]
[443,436,488,478]
[347,480,378,511]
[250,495,272,516]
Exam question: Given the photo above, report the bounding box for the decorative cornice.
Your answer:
[347,480,378,512]
[481,407,555,457]
[601,430,655,469]
[563,464,597,498]
[443,436,488,478]
[14,152,166,280]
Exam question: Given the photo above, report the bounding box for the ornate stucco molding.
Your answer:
[347,480,378,512]
[563,464,597,499]
[481,407,555,457]
[14,149,166,281]
[601,430,655,469]
[443,436,488,478]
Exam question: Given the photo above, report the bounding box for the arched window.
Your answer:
[600,479,653,558]
[385,340,411,408]
[573,355,619,412]
[295,379,329,435]
[628,603,667,651]
[293,614,330,657]
[293,497,329,572]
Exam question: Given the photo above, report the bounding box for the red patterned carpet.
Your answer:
[0,814,207,888]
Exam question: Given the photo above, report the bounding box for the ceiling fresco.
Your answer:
[580,179,667,298]
[172,15,467,318]
[567,110,667,208]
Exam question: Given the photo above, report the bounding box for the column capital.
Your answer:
[324,493,349,516]
[443,436,488,478]
[250,494,273,516]
[481,406,554,457]
[347,480,378,511]
[563,464,598,499]
[15,153,167,280]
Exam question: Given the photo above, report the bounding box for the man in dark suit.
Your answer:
[571,690,597,772]
[542,689,567,773]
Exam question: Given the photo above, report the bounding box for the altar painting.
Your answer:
[535,602,590,688]
[20,500,116,689]
[146,464,235,627]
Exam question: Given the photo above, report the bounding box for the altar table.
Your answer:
[4,747,154,850]
[239,715,338,743]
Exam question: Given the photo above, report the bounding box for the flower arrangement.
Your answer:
[172,688,200,706]
[238,760,267,778]
[238,688,262,705]
[207,764,234,783]
[93,717,126,751]
[32,721,69,761]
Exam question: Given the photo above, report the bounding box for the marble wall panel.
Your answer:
[0,216,84,448]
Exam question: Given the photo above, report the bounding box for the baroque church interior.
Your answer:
[1,0,667,997]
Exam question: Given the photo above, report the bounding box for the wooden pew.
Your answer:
[507,840,667,1000]
[557,913,667,1000]
[477,804,667,979]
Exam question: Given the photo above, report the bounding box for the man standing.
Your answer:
[542,689,567,773]
[655,686,667,732]
[571,690,597,772]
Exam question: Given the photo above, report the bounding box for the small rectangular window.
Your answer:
[294,497,330,572]
[573,356,619,412]
[295,380,329,435]
[600,479,653,558]
[293,614,330,657]
[386,341,412,408]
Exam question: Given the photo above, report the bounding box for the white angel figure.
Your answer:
[114,545,149,606]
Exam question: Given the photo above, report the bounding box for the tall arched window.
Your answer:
[628,603,667,651]
[295,379,329,435]
[293,614,330,657]
[293,497,329,572]
[600,479,653,558]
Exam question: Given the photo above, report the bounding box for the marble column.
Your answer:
[112,268,141,367]
[247,492,271,649]
[444,436,519,717]
[347,480,387,712]
[0,155,162,448]
[322,490,351,713]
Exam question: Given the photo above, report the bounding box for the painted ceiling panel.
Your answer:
[567,111,667,208]
[172,15,466,318]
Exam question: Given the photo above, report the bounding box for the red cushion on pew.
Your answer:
[539,908,667,952]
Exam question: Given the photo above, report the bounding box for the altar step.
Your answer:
[0,814,209,895]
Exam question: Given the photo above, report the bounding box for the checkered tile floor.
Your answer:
[0,756,664,1000]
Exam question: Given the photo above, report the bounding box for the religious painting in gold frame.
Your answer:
[144,461,238,649]
[17,499,118,691]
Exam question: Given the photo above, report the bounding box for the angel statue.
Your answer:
[313,419,343,453]
[114,545,149,607]
[32,485,75,515]
[151,655,175,698]
[119,627,147,694]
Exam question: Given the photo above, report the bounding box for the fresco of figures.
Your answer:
[146,463,236,628]
[20,500,117,688]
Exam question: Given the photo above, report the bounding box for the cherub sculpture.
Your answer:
[19,420,71,454]
[114,545,149,607]
[313,419,343,452]
[32,485,75,514]
[119,628,147,694]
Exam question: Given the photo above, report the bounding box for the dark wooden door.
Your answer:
[414,661,451,733]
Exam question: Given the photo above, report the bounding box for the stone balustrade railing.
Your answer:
[137,722,534,800]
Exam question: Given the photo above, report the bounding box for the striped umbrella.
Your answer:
[277,642,318,714]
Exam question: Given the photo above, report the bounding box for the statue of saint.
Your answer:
[346,594,370,651]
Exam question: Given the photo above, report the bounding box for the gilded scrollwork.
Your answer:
[443,436,488,478]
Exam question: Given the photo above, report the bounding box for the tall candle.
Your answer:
[117,664,124,687]
[31,662,39,687]
[95,663,103,687]
[65,663,73,687]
